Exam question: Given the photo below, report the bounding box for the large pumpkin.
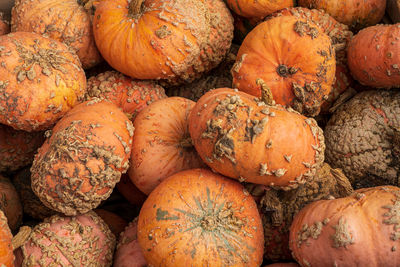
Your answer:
[93,0,233,85]
[11,0,101,69]
[231,15,336,116]
[290,186,400,267]
[0,32,86,131]
[188,88,325,190]
[226,0,294,20]
[137,168,264,266]
[30,99,134,216]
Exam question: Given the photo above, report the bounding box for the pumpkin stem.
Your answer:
[129,0,144,17]
[330,167,354,196]
[179,136,193,148]
[276,64,298,77]
[256,78,275,106]
[12,226,32,250]
[260,190,283,226]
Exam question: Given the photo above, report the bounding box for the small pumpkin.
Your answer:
[94,208,128,237]
[116,174,147,207]
[0,31,87,131]
[86,70,167,120]
[226,0,294,21]
[290,186,400,267]
[137,168,264,266]
[93,0,233,85]
[128,97,206,195]
[231,15,336,116]
[0,12,9,36]
[347,24,400,89]
[11,0,102,69]
[189,88,325,189]
[30,99,134,216]
[0,175,22,233]
[0,209,13,266]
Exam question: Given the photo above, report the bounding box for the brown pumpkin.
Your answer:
[116,174,147,207]
[0,175,22,233]
[347,24,400,89]
[11,0,102,69]
[30,99,134,216]
[92,0,233,85]
[231,15,336,116]
[137,168,264,266]
[289,186,400,267]
[86,70,167,120]
[226,0,294,20]
[94,209,128,237]
[298,0,386,30]
[0,124,44,173]
[0,209,13,266]
[0,12,10,36]
[0,31,87,131]
[128,97,206,195]
[188,88,325,190]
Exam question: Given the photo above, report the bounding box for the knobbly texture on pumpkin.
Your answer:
[11,0,102,69]
[331,217,355,248]
[246,163,353,261]
[0,32,86,131]
[30,100,133,216]
[86,70,167,120]
[325,90,400,189]
[15,211,115,266]
[0,124,44,173]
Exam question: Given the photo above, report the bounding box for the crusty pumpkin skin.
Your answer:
[30,99,134,216]
[226,0,294,20]
[93,0,233,85]
[0,32,86,131]
[11,0,101,69]
[188,88,325,190]
[0,209,13,267]
[298,0,386,30]
[137,168,264,267]
[347,24,400,89]
[290,186,400,267]
[231,15,336,117]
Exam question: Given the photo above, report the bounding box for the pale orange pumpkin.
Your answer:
[226,0,294,20]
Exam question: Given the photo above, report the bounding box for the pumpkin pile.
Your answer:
[0,0,398,266]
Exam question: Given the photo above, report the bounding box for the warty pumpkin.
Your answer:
[188,88,325,190]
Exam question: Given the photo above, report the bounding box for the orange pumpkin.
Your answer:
[30,99,134,216]
[137,168,264,266]
[0,209,13,266]
[11,0,102,69]
[92,0,233,85]
[0,32,86,131]
[290,186,400,267]
[128,97,206,195]
[264,264,300,267]
[116,174,147,207]
[0,12,9,36]
[226,0,294,20]
[298,0,386,30]
[231,15,336,116]
[347,24,400,89]
[86,70,167,120]
[188,88,325,190]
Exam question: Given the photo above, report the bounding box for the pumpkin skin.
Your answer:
[30,99,134,216]
[137,168,264,266]
[298,0,386,30]
[128,97,206,195]
[226,0,294,20]
[0,31,86,132]
[347,24,400,89]
[116,174,147,207]
[290,186,400,267]
[0,209,13,267]
[93,0,233,85]
[264,264,300,267]
[0,124,44,173]
[11,0,102,69]
[0,175,22,233]
[0,12,9,36]
[86,70,167,120]
[188,88,325,189]
[94,209,128,237]
[231,15,336,116]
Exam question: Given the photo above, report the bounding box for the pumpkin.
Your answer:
[128,97,206,195]
[0,209,13,266]
[94,209,128,237]
[14,211,115,266]
[0,124,44,173]
[114,217,147,267]
[137,168,264,266]
[30,99,134,216]
[86,70,167,120]
[188,88,325,189]
[13,167,57,221]
[116,174,147,207]
[298,0,386,30]
[226,0,294,21]
[324,90,400,189]
[0,12,9,36]
[264,264,300,267]
[92,0,233,85]
[11,0,102,69]
[247,163,353,262]
[347,24,400,89]
[289,185,400,267]
[0,31,86,132]
[0,175,22,233]
[231,15,336,116]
